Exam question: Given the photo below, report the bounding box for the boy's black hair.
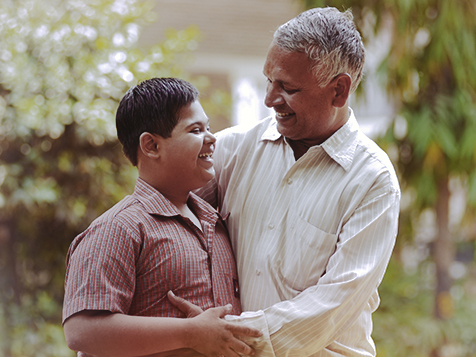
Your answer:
[116,77,199,166]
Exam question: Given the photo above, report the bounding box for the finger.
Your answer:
[226,323,262,338]
[208,304,233,319]
[226,347,242,357]
[167,291,204,317]
[221,304,233,317]
[228,338,256,356]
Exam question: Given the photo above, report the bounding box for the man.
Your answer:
[62,77,260,357]
[173,7,400,356]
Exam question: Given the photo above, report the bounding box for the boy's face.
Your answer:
[158,100,216,192]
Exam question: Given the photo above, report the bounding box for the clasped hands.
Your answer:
[167,291,262,357]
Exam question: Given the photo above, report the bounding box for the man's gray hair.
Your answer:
[274,7,365,94]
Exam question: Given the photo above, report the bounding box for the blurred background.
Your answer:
[0,0,475,356]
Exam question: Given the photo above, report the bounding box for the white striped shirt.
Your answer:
[198,110,400,356]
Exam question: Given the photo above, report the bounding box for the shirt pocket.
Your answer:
[273,215,338,291]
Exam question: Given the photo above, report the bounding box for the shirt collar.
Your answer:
[261,118,282,142]
[133,178,220,222]
[320,109,359,172]
[259,109,359,171]
[133,178,180,217]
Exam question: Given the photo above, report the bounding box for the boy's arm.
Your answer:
[64,304,261,357]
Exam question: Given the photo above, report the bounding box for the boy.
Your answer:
[62,78,260,356]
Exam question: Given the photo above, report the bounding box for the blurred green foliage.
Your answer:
[2,0,476,355]
[302,0,476,356]
[0,0,202,355]
[373,260,476,356]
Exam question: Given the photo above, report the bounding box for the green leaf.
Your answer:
[468,172,476,206]
[432,122,458,159]
[406,107,432,158]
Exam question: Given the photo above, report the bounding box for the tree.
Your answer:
[0,0,200,355]
[300,1,476,356]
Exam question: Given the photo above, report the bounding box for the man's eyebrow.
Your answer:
[263,74,295,86]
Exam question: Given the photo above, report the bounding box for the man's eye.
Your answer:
[284,88,298,94]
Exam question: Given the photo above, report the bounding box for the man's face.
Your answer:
[158,100,216,192]
[263,42,342,146]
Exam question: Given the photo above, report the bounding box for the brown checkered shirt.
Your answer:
[63,178,241,322]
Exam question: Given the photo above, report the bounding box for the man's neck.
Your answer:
[287,139,313,161]
[287,109,350,160]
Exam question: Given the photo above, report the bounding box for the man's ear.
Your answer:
[332,73,351,108]
[139,132,160,159]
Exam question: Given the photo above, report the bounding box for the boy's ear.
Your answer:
[331,73,351,108]
[139,132,160,159]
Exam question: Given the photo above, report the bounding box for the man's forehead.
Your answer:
[263,48,312,81]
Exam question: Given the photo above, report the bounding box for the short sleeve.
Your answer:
[62,218,140,323]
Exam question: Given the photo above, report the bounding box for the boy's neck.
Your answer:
[160,190,190,210]
[169,196,202,232]
[139,174,203,232]
[138,171,190,206]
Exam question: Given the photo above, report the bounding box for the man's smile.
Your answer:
[276,112,294,118]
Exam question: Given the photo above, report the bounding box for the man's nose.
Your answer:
[264,85,284,108]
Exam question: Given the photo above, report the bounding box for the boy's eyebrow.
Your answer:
[184,119,210,128]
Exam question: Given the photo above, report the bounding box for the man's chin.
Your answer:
[276,124,296,140]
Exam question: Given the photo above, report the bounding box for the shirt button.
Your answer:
[256,269,261,276]
[268,223,275,230]
[217,297,221,304]
[287,178,293,185]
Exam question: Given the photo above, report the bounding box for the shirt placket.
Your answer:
[255,148,300,289]
[202,219,223,306]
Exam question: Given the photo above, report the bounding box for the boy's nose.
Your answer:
[205,131,216,144]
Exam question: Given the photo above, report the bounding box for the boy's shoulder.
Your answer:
[68,195,144,253]
[90,194,142,229]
